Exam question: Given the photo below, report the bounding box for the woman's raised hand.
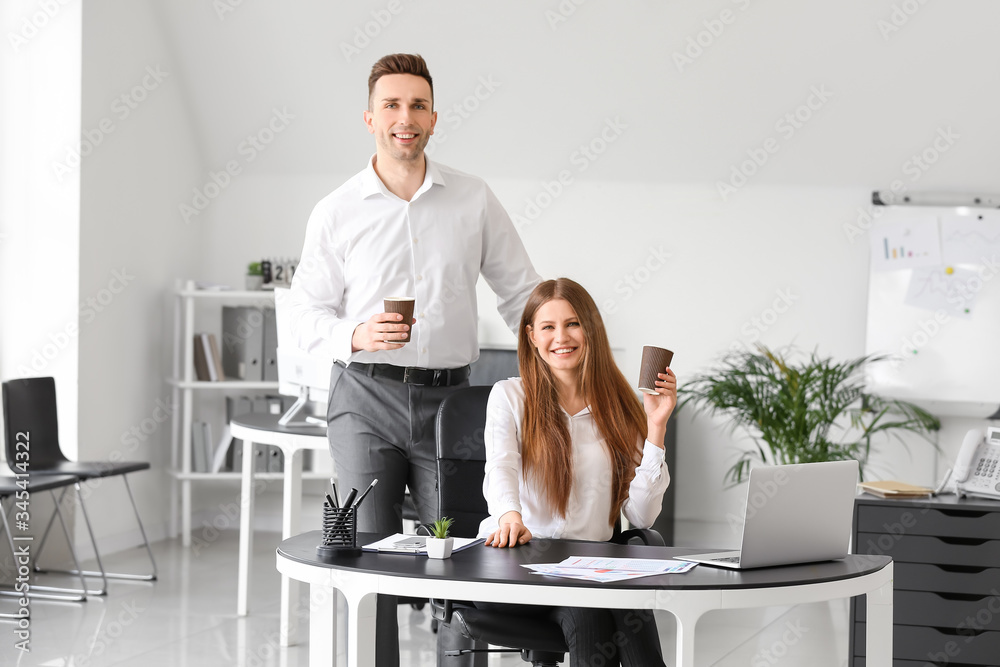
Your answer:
[484,510,533,548]
[643,368,677,447]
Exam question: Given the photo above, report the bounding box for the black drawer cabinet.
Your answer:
[851,494,1000,667]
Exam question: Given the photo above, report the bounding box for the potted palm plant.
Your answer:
[426,517,455,559]
[679,345,940,486]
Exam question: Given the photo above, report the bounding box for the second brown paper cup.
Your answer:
[638,345,674,395]
[384,297,415,343]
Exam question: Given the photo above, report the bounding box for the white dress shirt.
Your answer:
[478,378,670,542]
[287,156,540,368]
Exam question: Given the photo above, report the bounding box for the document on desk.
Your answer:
[362,534,483,554]
[523,556,697,582]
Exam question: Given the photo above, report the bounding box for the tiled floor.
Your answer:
[1,523,854,666]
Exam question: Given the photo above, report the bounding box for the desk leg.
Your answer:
[309,584,337,667]
[237,437,256,616]
[345,589,378,667]
[866,563,894,666]
[280,448,304,646]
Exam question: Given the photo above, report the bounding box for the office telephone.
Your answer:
[952,427,1000,500]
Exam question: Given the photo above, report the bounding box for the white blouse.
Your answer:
[477,378,670,542]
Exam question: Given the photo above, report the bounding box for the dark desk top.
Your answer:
[230,412,327,437]
[278,531,891,592]
[856,492,1000,511]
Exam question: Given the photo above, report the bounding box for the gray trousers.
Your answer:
[326,362,471,667]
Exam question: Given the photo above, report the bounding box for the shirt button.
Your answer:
[419,312,425,318]
[422,348,428,353]
[416,275,422,282]
[412,237,419,244]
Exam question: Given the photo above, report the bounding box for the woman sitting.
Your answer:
[478,277,676,667]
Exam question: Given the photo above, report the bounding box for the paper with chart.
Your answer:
[940,214,1000,266]
[904,266,980,319]
[522,555,697,582]
[869,218,942,272]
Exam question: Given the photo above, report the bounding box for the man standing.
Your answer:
[287,53,540,666]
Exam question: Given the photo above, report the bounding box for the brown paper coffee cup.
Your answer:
[638,345,674,395]
[384,297,415,343]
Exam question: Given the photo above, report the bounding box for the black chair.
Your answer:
[432,386,664,667]
[2,377,157,594]
[0,474,90,612]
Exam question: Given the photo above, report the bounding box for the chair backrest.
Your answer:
[435,385,492,538]
[2,377,70,470]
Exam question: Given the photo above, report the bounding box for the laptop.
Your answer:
[677,460,859,570]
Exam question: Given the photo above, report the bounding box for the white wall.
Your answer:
[6,1,997,552]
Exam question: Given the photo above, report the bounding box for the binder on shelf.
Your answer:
[267,446,284,473]
[192,421,212,472]
[222,306,263,381]
[263,307,278,382]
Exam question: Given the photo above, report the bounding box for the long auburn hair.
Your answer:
[518,278,648,525]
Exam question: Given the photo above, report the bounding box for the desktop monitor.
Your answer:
[274,287,331,426]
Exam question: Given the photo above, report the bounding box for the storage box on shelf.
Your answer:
[851,493,1000,667]
[168,279,330,546]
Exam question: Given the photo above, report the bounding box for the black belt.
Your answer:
[342,361,470,387]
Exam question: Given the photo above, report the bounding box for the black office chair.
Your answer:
[432,386,664,667]
[2,377,157,594]
[0,474,91,610]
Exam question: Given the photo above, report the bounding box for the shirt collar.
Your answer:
[360,154,447,200]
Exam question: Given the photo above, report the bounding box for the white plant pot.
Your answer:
[425,537,453,559]
[245,275,263,291]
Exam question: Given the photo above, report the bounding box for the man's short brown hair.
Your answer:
[368,53,434,110]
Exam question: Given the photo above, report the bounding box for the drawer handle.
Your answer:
[936,509,990,518]
[934,591,990,602]
[936,536,990,546]
[935,564,988,574]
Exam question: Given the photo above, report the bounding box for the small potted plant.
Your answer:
[246,262,263,291]
[425,517,455,559]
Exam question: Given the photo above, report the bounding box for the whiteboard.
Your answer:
[865,205,1000,416]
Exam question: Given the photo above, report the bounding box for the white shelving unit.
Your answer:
[168,279,327,546]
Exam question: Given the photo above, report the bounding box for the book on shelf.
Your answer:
[857,480,933,499]
[192,333,225,381]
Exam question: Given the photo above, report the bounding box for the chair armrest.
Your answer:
[615,528,665,546]
[430,597,454,623]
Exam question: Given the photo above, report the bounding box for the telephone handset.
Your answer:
[953,427,1000,500]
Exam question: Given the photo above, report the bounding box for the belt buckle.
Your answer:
[432,369,445,387]
[403,367,415,384]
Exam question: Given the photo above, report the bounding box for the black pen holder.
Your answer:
[316,504,362,559]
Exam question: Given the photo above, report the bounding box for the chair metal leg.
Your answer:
[34,477,156,583]
[0,493,87,603]
[32,483,109,596]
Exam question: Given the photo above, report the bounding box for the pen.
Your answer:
[351,479,379,509]
[325,493,337,509]
[341,487,358,509]
[330,479,339,507]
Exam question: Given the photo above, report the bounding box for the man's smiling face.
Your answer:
[365,73,437,164]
